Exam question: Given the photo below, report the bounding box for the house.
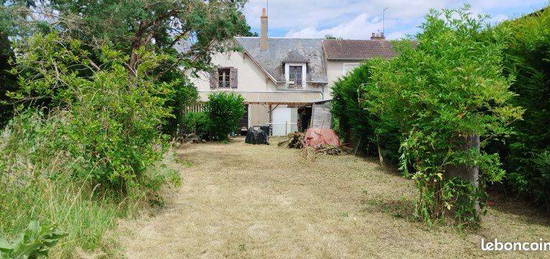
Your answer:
[182,8,396,136]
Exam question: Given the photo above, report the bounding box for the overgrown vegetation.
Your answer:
[183,111,211,140]
[0,111,145,257]
[206,92,246,141]
[0,0,251,256]
[493,7,550,211]
[331,63,400,162]
[0,221,66,258]
[182,92,245,141]
[332,6,524,226]
[11,33,174,191]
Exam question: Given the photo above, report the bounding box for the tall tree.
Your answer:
[0,30,15,127]
[8,0,251,134]
[0,0,37,127]
[45,0,250,74]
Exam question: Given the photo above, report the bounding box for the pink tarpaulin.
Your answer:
[303,128,341,148]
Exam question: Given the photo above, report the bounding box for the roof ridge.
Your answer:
[236,36,324,40]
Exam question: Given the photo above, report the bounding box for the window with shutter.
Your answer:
[218,68,231,88]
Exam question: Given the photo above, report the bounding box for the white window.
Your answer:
[289,66,303,86]
[343,63,360,75]
[284,63,307,88]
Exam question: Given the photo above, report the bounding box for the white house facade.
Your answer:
[181,8,396,136]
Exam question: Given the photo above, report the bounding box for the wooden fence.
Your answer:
[183,103,206,114]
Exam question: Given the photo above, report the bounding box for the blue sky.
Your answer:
[243,0,549,40]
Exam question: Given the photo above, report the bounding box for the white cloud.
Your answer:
[285,13,383,39]
[243,0,549,40]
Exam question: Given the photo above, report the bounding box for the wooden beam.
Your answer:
[246,102,314,106]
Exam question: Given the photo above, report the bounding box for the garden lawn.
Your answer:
[116,137,550,258]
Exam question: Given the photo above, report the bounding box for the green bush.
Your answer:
[0,33,181,256]
[0,111,181,256]
[0,33,16,128]
[65,61,171,190]
[331,64,374,147]
[205,92,245,141]
[182,111,210,139]
[11,33,173,191]
[162,76,199,137]
[363,6,523,226]
[493,7,550,210]
[331,63,400,161]
[0,111,124,257]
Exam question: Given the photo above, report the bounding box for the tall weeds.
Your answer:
[0,111,178,257]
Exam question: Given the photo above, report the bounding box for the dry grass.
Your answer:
[115,137,550,258]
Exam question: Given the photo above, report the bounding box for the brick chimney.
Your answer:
[260,8,269,51]
[370,32,385,40]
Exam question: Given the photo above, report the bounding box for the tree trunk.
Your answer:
[377,144,384,166]
[444,135,481,214]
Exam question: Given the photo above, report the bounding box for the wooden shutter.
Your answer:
[230,67,238,89]
[209,68,218,89]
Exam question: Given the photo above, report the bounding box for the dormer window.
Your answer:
[289,65,303,86]
[284,63,307,89]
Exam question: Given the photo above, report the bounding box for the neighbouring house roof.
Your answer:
[322,40,396,61]
[235,37,328,84]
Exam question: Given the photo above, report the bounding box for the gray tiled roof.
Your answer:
[322,39,396,60]
[236,37,327,84]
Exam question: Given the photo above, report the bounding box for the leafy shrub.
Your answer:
[0,34,16,128]
[162,77,199,137]
[11,33,173,191]
[331,63,400,161]
[530,151,550,202]
[0,221,66,258]
[493,7,550,210]
[331,64,373,147]
[205,92,245,141]
[0,33,182,256]
[182,112,210,139]
[0,111,123,257]
[363,6,523,226]
[65,60,172,190]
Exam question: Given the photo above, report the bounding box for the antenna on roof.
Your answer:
[382,8,389,37]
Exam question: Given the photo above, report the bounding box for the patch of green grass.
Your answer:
[178,159,194,168]
[238,244,246,251]
[0,177,125,257]
[174,153,194,168]
[0,155,180,258]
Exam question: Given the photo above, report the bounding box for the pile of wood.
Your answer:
[277,132,304,149]
[301,146,317,161]
[315,144,342,155]
[279,132,344,156]
[300,145,343,161]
